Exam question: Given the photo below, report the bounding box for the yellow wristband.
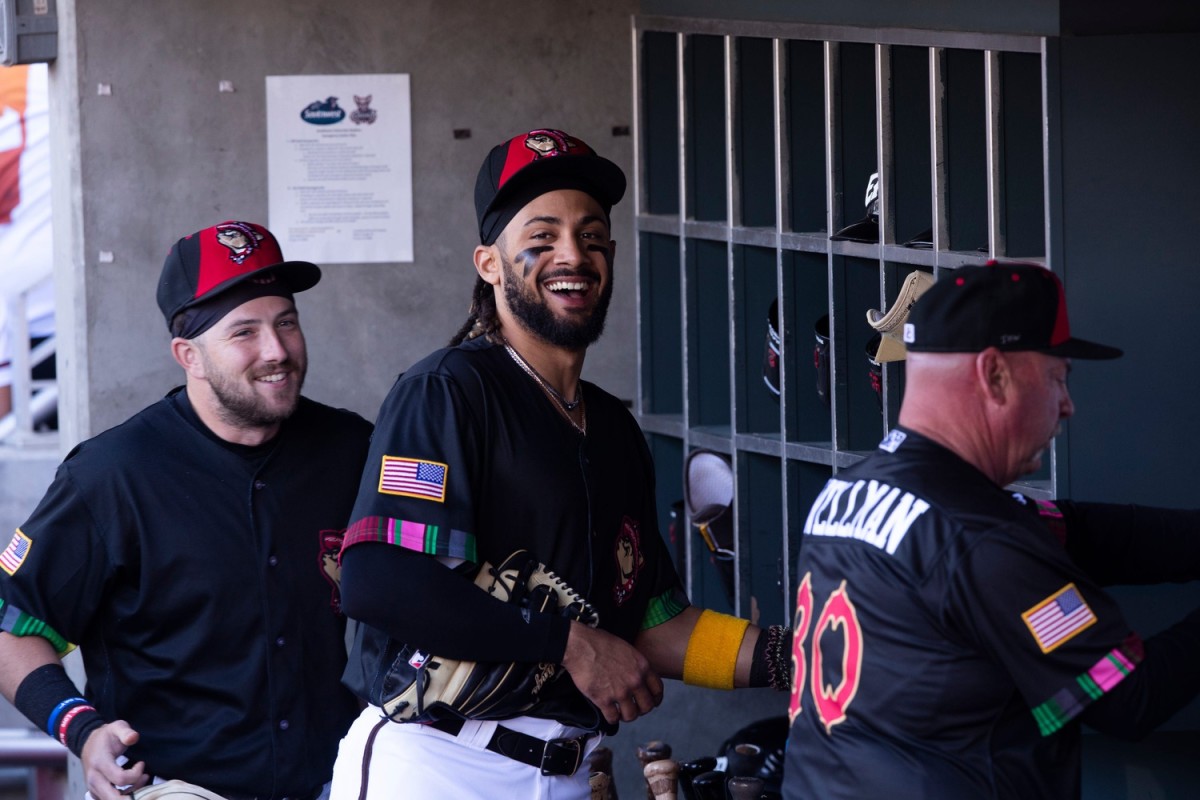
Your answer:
[682,609,750,690]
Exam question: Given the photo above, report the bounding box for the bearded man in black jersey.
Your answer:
[0,221,371,800]
[331,128,793,799]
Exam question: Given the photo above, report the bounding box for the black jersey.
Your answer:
[0,389,371,799]
[341,337,688,729]
[783,428,1142,800]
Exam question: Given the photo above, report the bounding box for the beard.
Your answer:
[501,252,613,350]
[200,352,306,429]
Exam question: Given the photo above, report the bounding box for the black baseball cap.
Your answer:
[475,128,626,245]
[157,221,320,335]
[903,260,1122,360]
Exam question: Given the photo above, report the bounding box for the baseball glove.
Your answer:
[377,549,599,723]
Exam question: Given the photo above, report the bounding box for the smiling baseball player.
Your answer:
[0,222,371,800]
[330,129,792,800]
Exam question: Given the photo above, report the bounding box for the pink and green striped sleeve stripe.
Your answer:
[341,516,477,563]
[1031,634,1144,736]
[0,600,73,656]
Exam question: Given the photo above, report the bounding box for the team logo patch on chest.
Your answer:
[612,516,644,606]
[319,530,346,614]
[1021,583,1096,653]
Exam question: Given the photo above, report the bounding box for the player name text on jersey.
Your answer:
[803,478,930,555]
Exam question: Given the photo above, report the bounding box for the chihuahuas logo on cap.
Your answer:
[214,222,264,265]
[523,129,586,160]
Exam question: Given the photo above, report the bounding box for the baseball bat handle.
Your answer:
[637,740,672,800]
[590,771,612,800]
[643,758,679,800]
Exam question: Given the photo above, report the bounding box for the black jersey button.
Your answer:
[275,636,286,647]
[279,719,290,731]
[254,480,267,490]
[268,555,279,567]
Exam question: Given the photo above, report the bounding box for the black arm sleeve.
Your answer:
[1058,500,1200,586]
[1080,605,1200,740]
[340,543,572,664]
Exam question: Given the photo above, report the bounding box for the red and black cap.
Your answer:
[475,128,626,245]
[157,221,320,335]
[904,260,1122,360]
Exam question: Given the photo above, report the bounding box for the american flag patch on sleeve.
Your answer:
[378,456,448,503]
[0,530,32,576]
[1022,583,1097,654]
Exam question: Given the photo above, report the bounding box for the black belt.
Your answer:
[428,718,590,777]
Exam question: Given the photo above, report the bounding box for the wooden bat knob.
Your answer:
[636,741,672,800]
[725,741,763,777]
[727,775,765,800]
[636,739,672,765]
[586,745,618,799]
[589,770,612,800]
[643,758,679,800]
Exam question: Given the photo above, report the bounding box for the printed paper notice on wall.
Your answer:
[266,74,413,264]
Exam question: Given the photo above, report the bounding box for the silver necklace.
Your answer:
[503,340,585,417]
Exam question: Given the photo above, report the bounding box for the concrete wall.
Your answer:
[55,0,639,444]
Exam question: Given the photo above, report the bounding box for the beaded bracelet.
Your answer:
[765,625,794,692]
[749,624,793,691]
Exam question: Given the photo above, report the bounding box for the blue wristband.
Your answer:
[13,663,107,756]
[46,696,89,737]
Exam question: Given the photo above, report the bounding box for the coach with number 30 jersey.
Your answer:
[784,262,1200,799]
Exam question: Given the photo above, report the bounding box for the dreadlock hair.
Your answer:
[448,275,501,347]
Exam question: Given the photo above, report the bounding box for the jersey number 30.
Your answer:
[787,572,863,733]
